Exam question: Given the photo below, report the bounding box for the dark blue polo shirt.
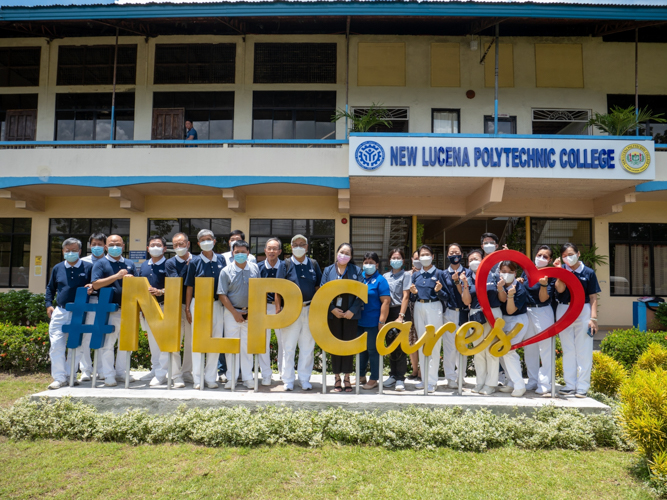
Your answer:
[501,281,530,316]
[320,263,365,318]
[284,257,322,302]
[521,271,555,307]
[555,264,601,305]
[139,258,167,305]
[184,253,226,300]
[446,266,470,309]
[359,271,391,327]
[165,255,190,305]
[410,267,449,304]
[467,272,501,310]
[258,259,286,303]
[91,256,137,306]
[45,260,93,309]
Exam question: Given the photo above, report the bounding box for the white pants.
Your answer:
[223,308,254,383]
[179,304,193,378]
[470,307,502,388]
[48,306,90,383]
[280,305,315,386]
[525,306,555,393]
[414,301,444,387]
[98,310,122,380]
[140,305,183,382]
[258,303,277,379]
[499,313,529,391]
[557,303,593,393]
[442,308,461,383]
[191,299,224,385]
[78,296,96,377]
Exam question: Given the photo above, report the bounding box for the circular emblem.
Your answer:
[355,141,385,171]
[620,143,650,174]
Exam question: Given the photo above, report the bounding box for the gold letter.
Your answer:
[192,277,239,354]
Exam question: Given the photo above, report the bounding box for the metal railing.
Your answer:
[0,139,348,150]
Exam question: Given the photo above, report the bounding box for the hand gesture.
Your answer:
[507,285,516,298]
[538,277,549,286]
[343,310,354,320]
[516,277,525,284]
[497,278,506,290]
[553,258,562,268]
[502,244,509,250]
[410,283,418,294]
[452,271,460,283]
[434,280,443,292]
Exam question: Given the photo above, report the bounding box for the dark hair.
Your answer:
[232,240,250,252]
[499,260,518,272]
[336,242,356,265]
[389,248,405,260]
[363,251,380,264]
[89,232,107,244]
[480,232,499,245]
[447,243,463,254]
[535,245,553,259]
[148,235,167,247]
[173,232,188,241]
[560,242,579,256]
[229,229,245,241]
[412,250,419,259]
[418,244,433,256]
[185,119,193,124]
[468,249,484,261]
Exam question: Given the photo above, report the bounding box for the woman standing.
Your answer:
[382,248,411,392]
[320,243,363,393]
[554,243,601,398]
[407,250,422,381]
[444,243,469,388]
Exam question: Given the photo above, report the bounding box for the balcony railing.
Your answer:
[0,139,348,150]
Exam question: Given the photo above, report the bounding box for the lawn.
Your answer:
[0,372,50,407]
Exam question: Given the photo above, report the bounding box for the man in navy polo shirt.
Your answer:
[185,229,227,389]
[280,234,322,391]
[257,237,285,379]
[91,233,137,386]
[45,237,93,390]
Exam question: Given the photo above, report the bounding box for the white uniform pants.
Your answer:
[414,301,444,387]
[525,306,555,393]
[258,304,277,380]
[140,305,183,382]
[557,303,593,393]
[48,306,90,383]
[470,307,502,388]
[443,308,461,383]
[78,296,96,377]
[280,305,315,386]
[223,308,254,383]
[180,304,193,378]
[191,299,224,385]
[499,313,529,391]
[98,310,122,380]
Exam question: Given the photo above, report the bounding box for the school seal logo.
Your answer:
[355,141,385,171]
[621,143,650,174]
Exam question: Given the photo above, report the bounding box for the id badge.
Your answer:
[335,296,343,308]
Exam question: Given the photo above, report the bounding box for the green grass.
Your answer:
[0,372,50,407]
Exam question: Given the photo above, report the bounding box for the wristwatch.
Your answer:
[398,313,405,318]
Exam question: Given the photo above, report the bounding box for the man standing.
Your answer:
[221,230,257,265]
[185,229,226,389]
[280,234,322,391]
[45,238,93,389]
[217,241,261,389]
[185,120,197,141]
[91,234,137,386]
[165,232,194,384]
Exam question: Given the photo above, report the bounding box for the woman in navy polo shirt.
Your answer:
[357,252,391,391]
[554,243,601,398]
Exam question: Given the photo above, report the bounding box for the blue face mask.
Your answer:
[108,246,122,258]
[448,254,462,265]
[390,259,403,269]
[91,246,104,257]
[363,264,377,276]
[234,253,248,264]
[64,251,79,263]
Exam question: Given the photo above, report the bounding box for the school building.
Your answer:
[0,0,666,329]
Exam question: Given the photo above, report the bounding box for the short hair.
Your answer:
[481,233,499,245]
[230,239,246,251]
[172,232,189,242]
[229,229,245,241]
[363,251,380,264]
[560,242,579,256]
[147,235,167,247]
[185,119,193,124]
[389,248,405,260]
[412,250,419,259]
[89,232,107,244]
[536,245,553,259]
[499,260,518,272]
[291,234,308,245]
[232,240,250,252]
[265,237,282,248]
[418,244,433,256]
[468,249,484,261]
[62,237,82,250]
[197,229,215,240]
[447,243,463,254]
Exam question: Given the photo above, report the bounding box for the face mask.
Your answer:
[234,253,248,264]
[419,256,433,268]
[448,254,462,265]
[469,260,480,272]
[174,247,188,257]
[199,240,214,252]
[148,246,163,258]
[337,253,351,264]
[91,246,104,257]
[565,254,579,267]
[390,259,403,269]
[292,247,307,258]
[483,243,497,255]
[64,251,79,263]
[108,246,122,258]
[412,260,422,270]
[363,264,376,275]
[535,256,549,268]
[501,273,515,284]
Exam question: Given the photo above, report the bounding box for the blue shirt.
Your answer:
[165,254,191,305]
[257,259,286,302]
[556,264,601,304]
[446,266,470,309]
[321,263,365,318]
[45,260,93,309]
[410,267,449,305]
[217,262,260,309]
[467,272,501,309]
[521,271,555,307]
[501,280,530,316]
[284,257,322,302]
[184,253,226,300]
[359,271,391,327]
[139,257,167,304]
[186,128,197,140]
[91,255,137,306]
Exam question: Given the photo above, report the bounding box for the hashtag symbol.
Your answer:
[63,288,118,349]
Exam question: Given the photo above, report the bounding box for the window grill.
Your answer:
[57,45,137,86]
[154,44,236,84]
[254,43,337,84]
[531,108,590,135]
[0,47,41,87]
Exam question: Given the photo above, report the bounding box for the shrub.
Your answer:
[636,343,667,372]
[654,303,667,331]
[0,290,49,326]
[0,323,51,372]
[600,327,667,369]
[590,352,627,397]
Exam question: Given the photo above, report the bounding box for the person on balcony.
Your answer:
[185,120,197,141]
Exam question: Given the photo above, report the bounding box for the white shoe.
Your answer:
[262,376,272,386]
[428,385,436,393]
[415,381,425,390]
[498,385,513,393]
[446,380,458,389]
[194,384,201,390]
[300,381,313,391]
[395,380,405,391]
[48,380,64,390]
[218,374,228,384]
[472,384,485,393]
[139,371,155,381]
[224,381,234,389]
[206,382,219,389]
[284,383,294,391]
[172,378,185,389]
[150,377,166,387]
[511,388,526,397]
[116,374,138,383]
[479,385,495,395]
[384,376,396,386]
[104,378,117,387]
[182,373,194,384]
[80,374,92,382]
[526,383,538,391]
[244,380,254,389]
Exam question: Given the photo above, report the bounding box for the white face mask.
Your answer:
[292,247,307,258]
[535,256,549,268]
[148,246,164,258]
[412,260,422,270]
[199,240,215,252]
[419,256,433,268]
[469,260,480,272]
[500,273,515,284]
[564,254,579,267]
[174,247,188,257]
[483,243,497,255]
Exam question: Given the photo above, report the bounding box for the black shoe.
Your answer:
[575,392,588,399]
[559,388,575,395]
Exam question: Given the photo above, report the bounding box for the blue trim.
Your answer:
[0,139,347,146]
[0,176,350,190]
[636,181,667,193]
[350,132,655,141]
[2,3,667,22]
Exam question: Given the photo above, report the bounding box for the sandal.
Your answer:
[333,377,343,393]
[344,376,352,392]
[362,380,378,390]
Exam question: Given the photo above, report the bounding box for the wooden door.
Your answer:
[152,108,185,140]
[4,109,37,141]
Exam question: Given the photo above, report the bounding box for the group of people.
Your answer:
[46,229,600,399]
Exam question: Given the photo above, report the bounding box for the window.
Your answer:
[1,94,38,141]
[148,218,231,256]
[0,47,41,87]
[57,45,137,86]
[55,93,135,141]
[532,109,590,135]
[0,218,31,288]
[607,94,667,144]
[529,218,592,261]
[432,109,460,133]
[47,218,130,277]
[352,107,409,133]
[254,43,336,84]
[154,44,236,85]
[253,91,336,140]
[249,219,336,267]
[484,115,517,135]
[609,223,667,296]
[152,92,234,140]
[350,217,412,272]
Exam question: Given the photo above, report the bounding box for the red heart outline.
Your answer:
[475,249,585,351]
